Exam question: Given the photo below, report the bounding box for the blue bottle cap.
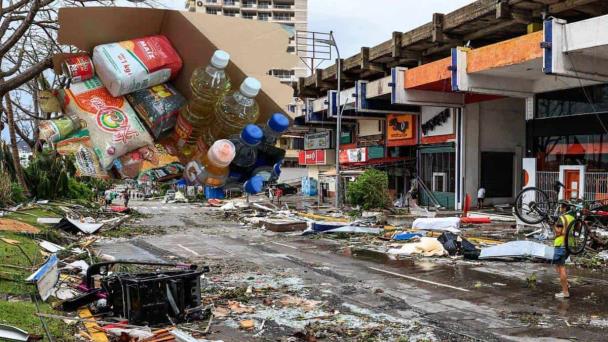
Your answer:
[267,113,290,133]
[273,162,282,177]
[244,175,264,194]
[241,124,263,145]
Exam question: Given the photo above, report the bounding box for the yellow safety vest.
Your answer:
[554,214,575,247]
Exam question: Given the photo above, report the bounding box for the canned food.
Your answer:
[62,55,95,83]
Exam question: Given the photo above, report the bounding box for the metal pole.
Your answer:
[332,31,341,208]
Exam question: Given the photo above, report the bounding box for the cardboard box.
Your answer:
[53,7,299,123]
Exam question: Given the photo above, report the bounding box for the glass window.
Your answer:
[534,134,608,172]
[536,84,608,118]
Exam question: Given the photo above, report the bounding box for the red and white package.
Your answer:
[93,35,182,97]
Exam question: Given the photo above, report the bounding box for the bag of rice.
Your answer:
[92,35,182,97]
[58,76,153,170]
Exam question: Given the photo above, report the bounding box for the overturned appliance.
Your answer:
[84,261,209,325]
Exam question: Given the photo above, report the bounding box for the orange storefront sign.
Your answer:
[386,114,416,147]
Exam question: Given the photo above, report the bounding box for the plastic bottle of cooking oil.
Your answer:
[204,77,261,144]
[173,50,231,157]
[184,139,235,188]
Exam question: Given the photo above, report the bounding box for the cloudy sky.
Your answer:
[308,0,473,63]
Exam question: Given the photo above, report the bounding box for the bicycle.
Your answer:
[515,181,608,255]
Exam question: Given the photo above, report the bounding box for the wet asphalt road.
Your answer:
[96,200,608,341]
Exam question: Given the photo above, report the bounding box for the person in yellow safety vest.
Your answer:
[553,213,574,299]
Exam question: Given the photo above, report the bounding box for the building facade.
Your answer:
[297,0,608,209]
[187,0,308,86]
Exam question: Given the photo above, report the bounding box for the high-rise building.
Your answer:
[186,0,308,86]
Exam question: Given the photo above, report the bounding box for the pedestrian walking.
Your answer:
[124,191,130,208]
[477,187,486,209]
[553,212,574,299]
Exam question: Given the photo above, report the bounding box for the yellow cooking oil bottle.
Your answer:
[173,50,231,157]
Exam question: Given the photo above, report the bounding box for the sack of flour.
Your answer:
[58,76,153,170]
[93,35,182,97]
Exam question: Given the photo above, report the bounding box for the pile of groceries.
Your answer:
[42,35,290,196]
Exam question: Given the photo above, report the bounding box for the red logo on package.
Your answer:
[63,55,95,82]
[131,36,183,78]
[174,114,193,140]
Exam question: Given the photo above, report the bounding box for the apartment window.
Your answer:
[286,46,295,53]
[242,0,255,8]
[206,0,217,3]
[258,13,271,21]
[224,9,238,16]
[258,1,270,9]
[242,12,255,19]
[206,8,219,14]
[224,0,236,5]
[274,14,291,21]
[274,4,291,9]
[269,69,294,79]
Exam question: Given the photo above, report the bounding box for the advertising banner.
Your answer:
[304,131,331,150]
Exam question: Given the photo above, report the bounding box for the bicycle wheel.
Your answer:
[565,218,589,255]
[515,187,551,224]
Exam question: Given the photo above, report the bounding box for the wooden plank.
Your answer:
[78,308,109,342]
[259,219,307,232]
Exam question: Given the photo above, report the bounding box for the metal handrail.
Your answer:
[416,176,443,209]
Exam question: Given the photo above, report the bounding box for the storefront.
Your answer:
[528,83,608,200]
[417,107,458,209]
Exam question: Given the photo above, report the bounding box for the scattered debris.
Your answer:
[0,324,41,342]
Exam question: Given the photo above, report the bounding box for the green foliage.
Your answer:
[346,169,390,210]
[23,150,70,200]
[67,177,94,200]
[10,182,26,203]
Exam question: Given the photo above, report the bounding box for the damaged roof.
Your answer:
[298,0,608,97]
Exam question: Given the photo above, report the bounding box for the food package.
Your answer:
[115,144,181,180]
[92,35,182,97]
[56,129,109,179]
[39,114,81,143]
[125,83,186,139]
[58,76,153,170]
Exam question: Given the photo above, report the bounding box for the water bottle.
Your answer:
[173,50,231,157]
[251,161,282,183]
[230,124,263,168]
[243,175,265,195]
[184,139,235,188]
[204,77,261,144]
[261,113,290,145]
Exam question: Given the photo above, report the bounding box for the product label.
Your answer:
[174,113,193,140]
[96,107,139,144]
[64,55,94,82]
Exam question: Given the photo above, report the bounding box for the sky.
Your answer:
[2,0,475,142]
[307,0,473,66]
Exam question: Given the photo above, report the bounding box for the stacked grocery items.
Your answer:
[45,35,290,195]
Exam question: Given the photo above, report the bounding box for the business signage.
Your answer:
[339,148,367,164]
[304,131,331,150]
[367,146,385,159]
[421,108,454,137]
[299,150,327,165]
[387,114,414,140]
